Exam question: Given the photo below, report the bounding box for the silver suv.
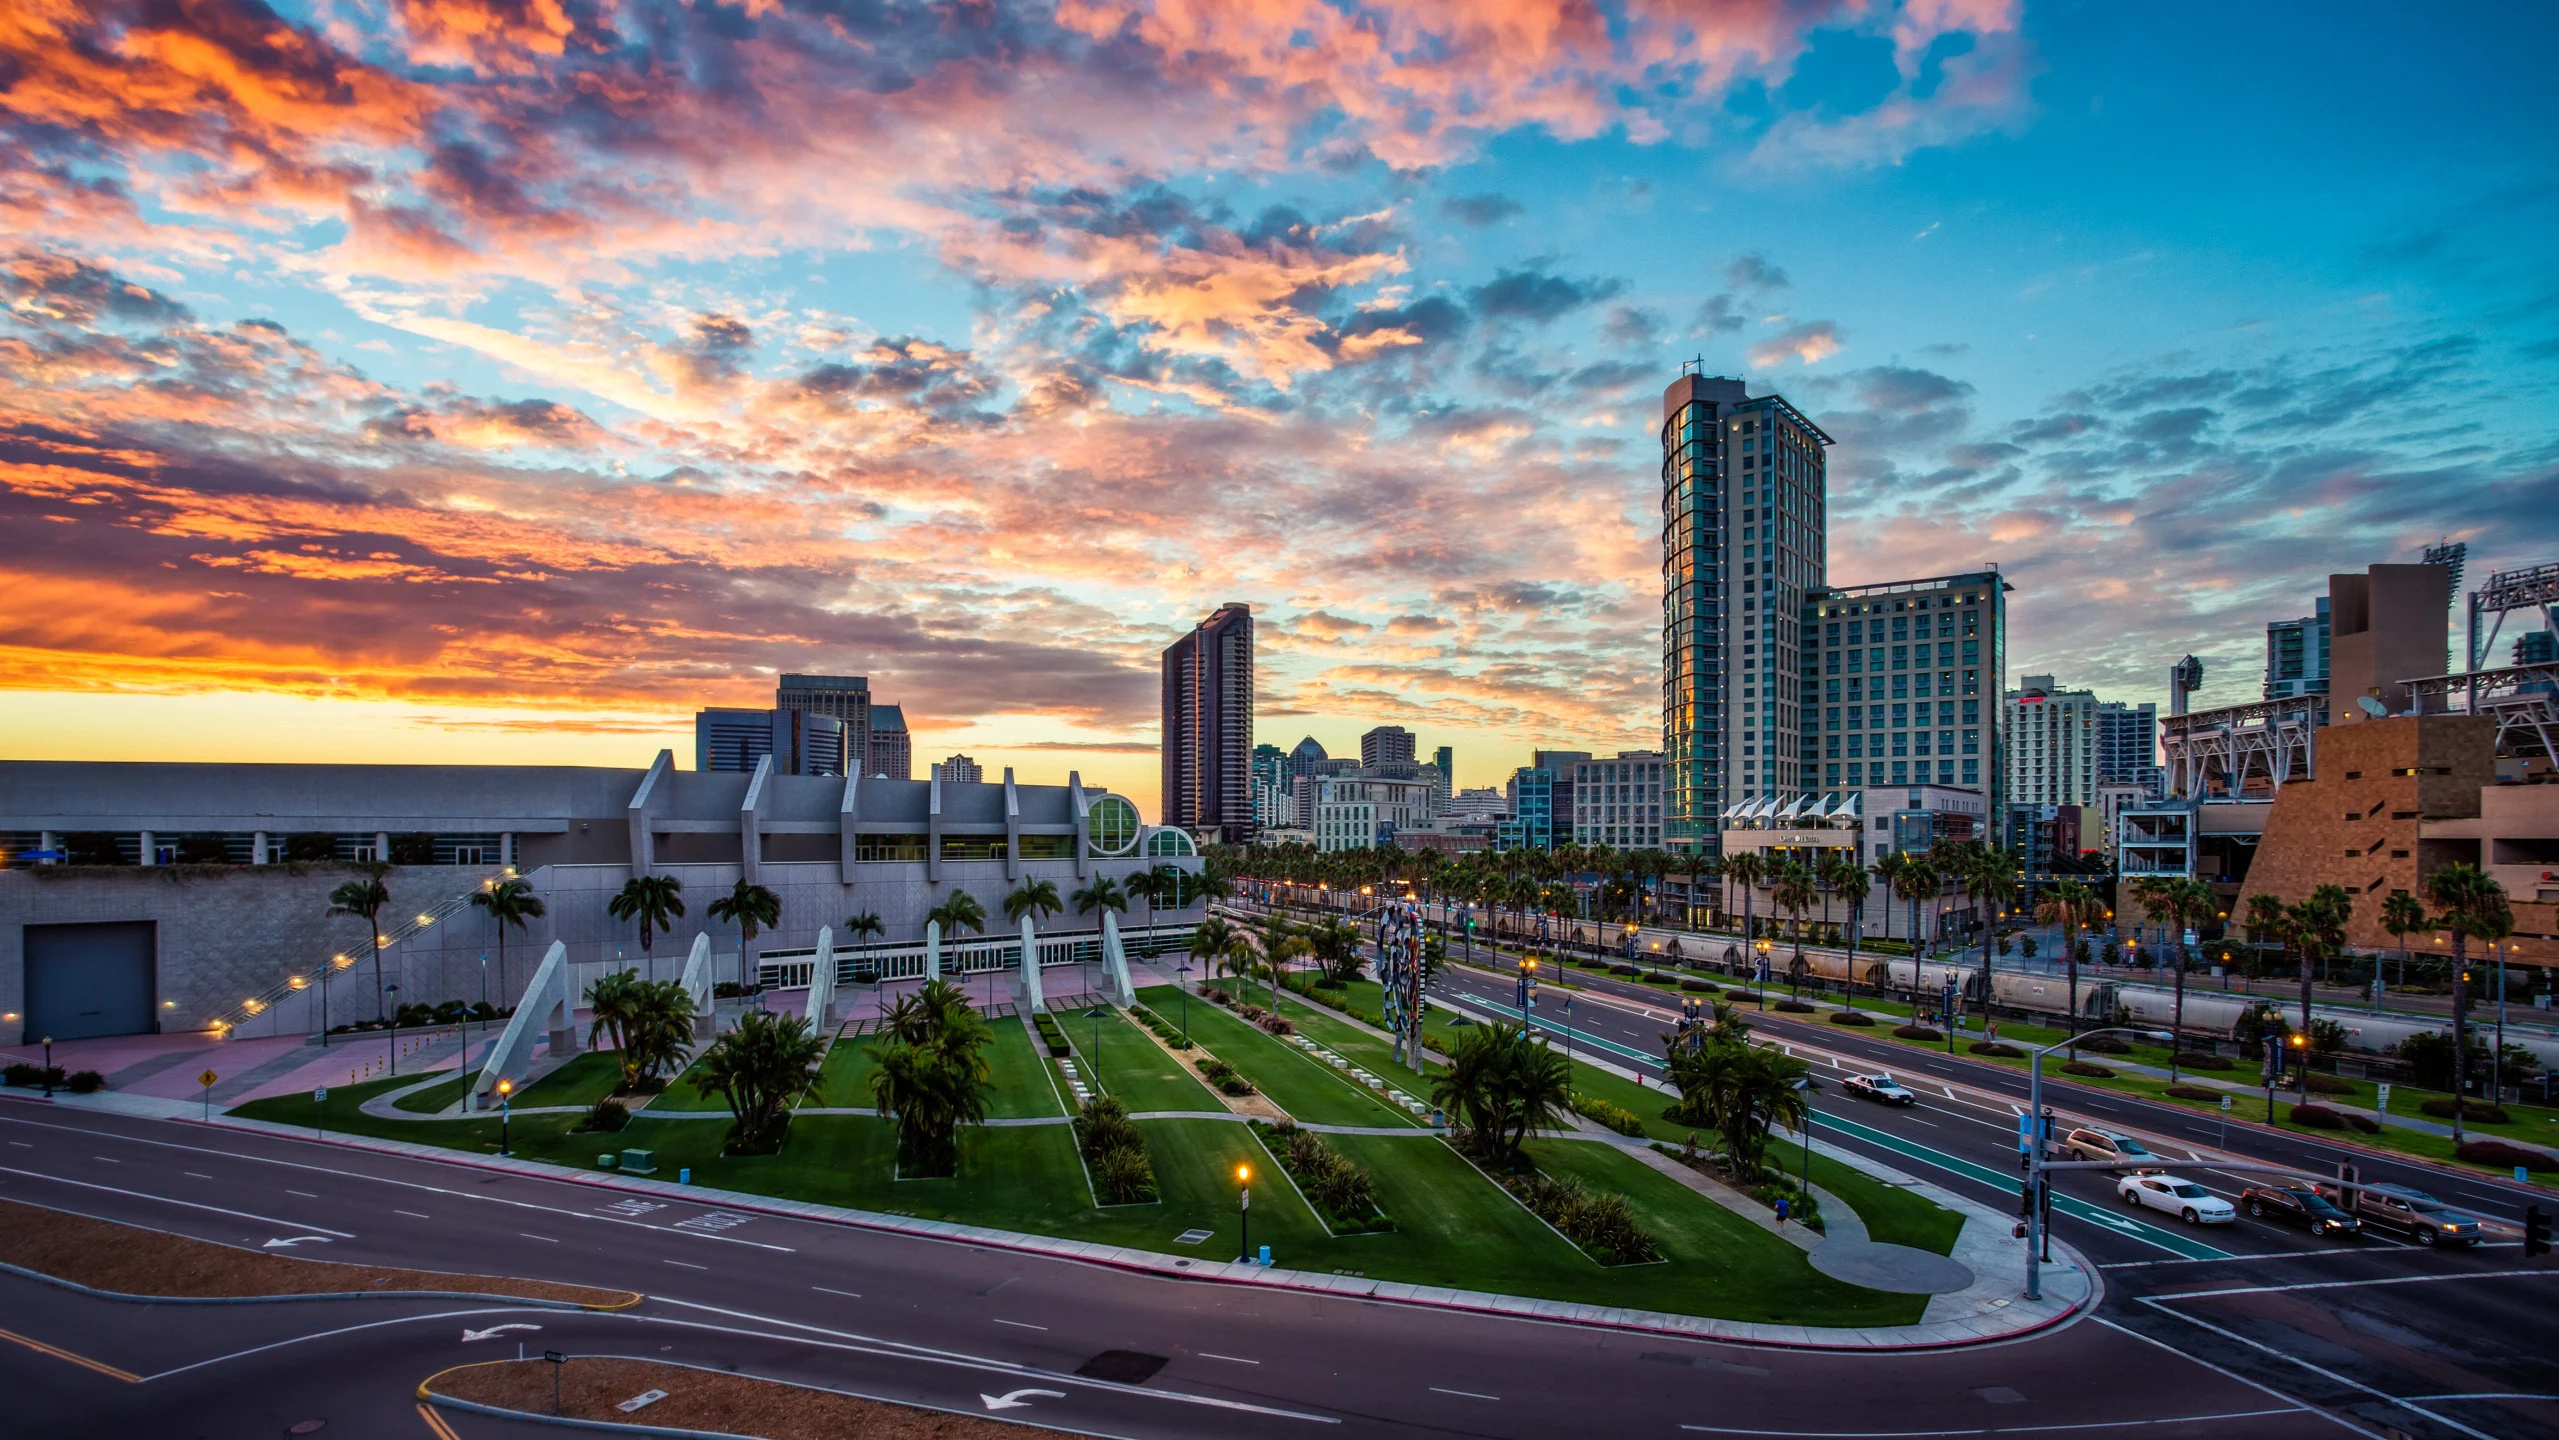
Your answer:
[2062,1128,2157,1170]
[2343,1184,2482,1247]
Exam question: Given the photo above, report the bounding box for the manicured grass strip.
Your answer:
[1059,1004,1219,1113]
[1522,1139,1927,1327]
[1144,989,1418,1128]
[981,1019,1071,1118]
[648,1064,732,1112]
[1804,1152,1965,1255]
[1556,1059,1696,1146]
[232,1071,586,1155]
[512,1052,627,1108]
[807,1034,885,1109]
[391,1069,475,1114]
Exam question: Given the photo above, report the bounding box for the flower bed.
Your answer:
[1126,1003,1193,1050]
[1255,1121,1392,1233]
[1569,1091,1647,1137]
[1494,1165,1660,1265]
[2454,1139,2554,1172]
[1075,1095,1159,1204]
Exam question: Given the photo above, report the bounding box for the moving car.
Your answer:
[2344,1183,2482,1246]
[2239,1182,2360,1239]
[1843,1074,1918,1106]
[2118,1173,2236,1225]
[2063,1128,2158,1169]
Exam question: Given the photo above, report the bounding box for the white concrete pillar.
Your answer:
[925,919,942,981]
[500,832,515,868]
[252,830,270,865]
[1017,917,1047,1014]
[375,831,391,864]
[138,830,156,866]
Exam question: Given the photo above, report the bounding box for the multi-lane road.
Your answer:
[2,939,2554,1438]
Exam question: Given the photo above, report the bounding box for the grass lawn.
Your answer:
[1054,1003,1215,1114]
[807,1035,884,1109]
[513,1051,628,1109]
[648,1063,733,1112]
[1803,1152,1965,1254]
[391,1068,475,1114]
[230,1071,588,1156]
[1140,986,1418,1128]
[1522,1138,1928,1327]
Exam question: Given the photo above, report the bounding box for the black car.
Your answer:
[2239,1182,2360,1239]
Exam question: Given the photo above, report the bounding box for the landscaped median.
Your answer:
[424,1356,1082,1440]
[0,1196,638,1309]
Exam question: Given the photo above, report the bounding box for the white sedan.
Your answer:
[2118,1173,2236,1226]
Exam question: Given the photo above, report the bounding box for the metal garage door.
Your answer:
[24,921,157,1042]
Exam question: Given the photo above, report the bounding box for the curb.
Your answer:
[423,1389,762,1440]
[139,1103,2090,1351]
[0,1257,640,1311]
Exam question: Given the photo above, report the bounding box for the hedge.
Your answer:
[1827,1011,1876,1027]
[2059,1061,2117,1079]
[1968,1041,2023,1058]
[1893,1025,1942,1042]
[2165,1085,2224,1101]
[2290,1103,2379,1134]
[1771,1000,1816,1014]
[2421,1097,2512,1124]
[2454,1139,2555,1172]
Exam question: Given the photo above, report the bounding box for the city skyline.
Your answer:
[5,3,2557,816]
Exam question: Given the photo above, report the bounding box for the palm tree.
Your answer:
[2162,876,2218,1081]
[1831,862,1872,1008]
[2422,864,2511,1145]
[1429,1022,1568,1166]
[1770,862,1817,993]
[1071,877,1126,927]
[608,874,687,980]
[1003,878,1063,931]
[2034,879,2106,1052]
[585,967,642,1087]
[867,978,994,1176]
[1967,849,2018,1020]
[1722,851,1768,943]
[925,890,988,993]
[1665,1034,1810,1177]
[2287,886,2351,1044]
[622,979,698,1086]
[468,875,546,1010]
[707,880,781,997]
[841,909,885,985]
[1124,866,1171,953]
[2379,890,2425,991]
[692,1009,826,1154]
[1871,851,1908,949]
[1892,855,1939,972]
[327,865,392,1024]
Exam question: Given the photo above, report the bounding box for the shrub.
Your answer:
[65,1070,105,1094]
[1504,1170,1659,1264]
[1092,1145,1156,1203]
[1772,1000,1815,1013]
[1128,1004,1155,1023]
[1968,1041,2024,1058]
[2074,1035,2131,1054]
[2165,1085,2225,1101]
[1031,1013,1070,1057]
[1217,1075,1256,1097]
[2300,1074,2353,1096]
[2454,1139,2554,1172]
[1641,973,1679,987]
[2,1063,40,1087]
[2173,1052,2234,1070]
[1196,1057,1234,1082]
[1076,1096,1157,1203]
[1680,979,1719,993]
[1570,1092,1646,1137]
[1256,1013,1296,1037]
[1609,963,1640,976]
[2059,1061,2117,1078]
[1827,1011,1875,1027]
[2288,1103,2376,1133]
[1238,1003,1268,1023]
[1894,1025,1942,1042]
[580,1098,631,1133]
[2420,1097,2511,1124]
[1202,986,1233,1006]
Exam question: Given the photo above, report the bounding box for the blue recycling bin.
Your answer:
[1258,1244,1271,1267]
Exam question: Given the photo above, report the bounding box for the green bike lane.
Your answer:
[1441,987,2230,1263]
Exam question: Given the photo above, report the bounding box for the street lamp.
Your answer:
[1754,939,1771,1009]
[385,984,400,1075]
[1236,1163,1252,1264]
[1516,956,1538,1013]
[2023,1025,2171,1301]
[496,1077,514,1156]
[40,1036,53,1098]
[1175,959,1192,1046]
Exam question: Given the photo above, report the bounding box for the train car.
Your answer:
[1987,971,2120,1024]
[2108,980,2559,1068]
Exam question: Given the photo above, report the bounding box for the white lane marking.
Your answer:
[520,1232,557,1243]
[2102,1247,2371,1269]
[665,1259,708,1270]
[0,1165,355,1237]
[262,1236,332,1249]
[461,1323,543,1342]
[1904,1117,1938,1128]
[183,1171,213,1179]
[1431,1387,1499,1400]
[0,1116,796,1252]
[141,1306,540,1382]
[285,1189,319,1198]
[2134,1298,2496,1440]
[983,1388,1068,1411]
[1677,1407,2307,1436]
[812,1286,863,1299]
[991,1318,1048,1330]
[1198,1352,1260,1365]
[6,1142,29,1149]
[2148,1268,2553,1300]
[2085,1318,2368,1437]
[92,1156,120,1164]
[396,1210,432,1219]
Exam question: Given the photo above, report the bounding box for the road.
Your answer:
[2,987,2554,1438]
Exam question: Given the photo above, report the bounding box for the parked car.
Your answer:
[2239,1182,2360,1239]
[2118,1173,2236,1225]
[1843,1074,1918,1106]
[2342,1183,2482,1246]
[2064,1128,2159,1170]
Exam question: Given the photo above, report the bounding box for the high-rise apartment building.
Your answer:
[1571,752,1664,849]
[2094,700,2161,797]
[1310,773,1436,851]
[1806,573,2008,840]
[1660,371,1831,852]
[1162,602,1255,844]
[865,704,911,779]
[2265,598,2330,700]
[933,754,983,784]
[1432,745,1454,792]
[2005,675,2096,807]
[1360,726,1416,767]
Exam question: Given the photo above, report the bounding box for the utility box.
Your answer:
[619,1148,657,1175]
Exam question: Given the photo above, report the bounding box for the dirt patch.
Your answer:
[1128,1013,1289,1122]
[0,1197,638,1308]
[430,1356,1080,1439]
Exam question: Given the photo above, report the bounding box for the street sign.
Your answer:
[198,1070,217,1089]
[2375,1084,2391,1113]
[2219,1096,2231,1112]
[313,1087,328,1102]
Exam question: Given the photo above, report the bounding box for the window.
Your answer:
[855,832,928,862]
[1086,794,1141,855]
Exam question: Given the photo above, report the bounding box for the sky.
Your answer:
[3,0,2555,814]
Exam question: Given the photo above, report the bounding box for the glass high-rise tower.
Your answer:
[1660,370,1832,854]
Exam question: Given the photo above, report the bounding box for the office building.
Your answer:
[1501,766,1557,851]
[2095,700,2162,797]
[1162,602,1255,844]
[1432,745,1454,792]
[1660,371,1832,853]
[933,754,984,784]
[1443,787,1507,821]
[1800,572,2009,849]
[866,704,912,780]
[770,710,847,778]
[2264,599,2330,700]
[1570,752,1664,849]
[777,673,871,766]
[2005,674,2096,808]
[696,707,774,774]
[1310,773,1437,851]
[1361,726,1416,767]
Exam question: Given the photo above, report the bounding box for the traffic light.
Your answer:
[2528,1206,2552,1259]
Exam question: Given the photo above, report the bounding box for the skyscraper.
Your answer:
[1360,725,1416,767]
[866,703,912,779]
[2094,699,2160,797]
[1807,573,2007,829]
[1431,744,1454,792]
[933,754,983,784]
[2264,598,2330,700]
[1162,602,1255,844]
[777,674,871,769]
[1660,370,1832,852]
[2005,674,2096,807]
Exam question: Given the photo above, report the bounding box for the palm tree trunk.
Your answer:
[2064,923,2079,1055]
[2171,934,2188,1083]
[2450,931,2470,1146]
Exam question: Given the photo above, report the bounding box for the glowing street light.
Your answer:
[1235,1163,1253,1264]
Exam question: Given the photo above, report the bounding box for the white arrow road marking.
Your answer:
[462,1324,545,1342]
[982,1389,1067,1411]
[262,1236,334,1248]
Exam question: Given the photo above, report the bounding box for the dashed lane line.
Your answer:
[0,1165,355,1238]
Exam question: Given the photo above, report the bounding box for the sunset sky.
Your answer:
[4,0,2554,812]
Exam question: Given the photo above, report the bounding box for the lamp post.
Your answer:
[1754,939,1771,1009]
[1516,956,1538,1014]
[2024,1025,2171,1301]
[385,984,400,1075]
[1791,1077,1815,1198]
[496,1077,514,1156]
[1236,1163,1252,1264]
[40,1036,53,1098]
[1175,960,1192,1047]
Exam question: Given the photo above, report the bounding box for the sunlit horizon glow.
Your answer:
[2,1,2552,817]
